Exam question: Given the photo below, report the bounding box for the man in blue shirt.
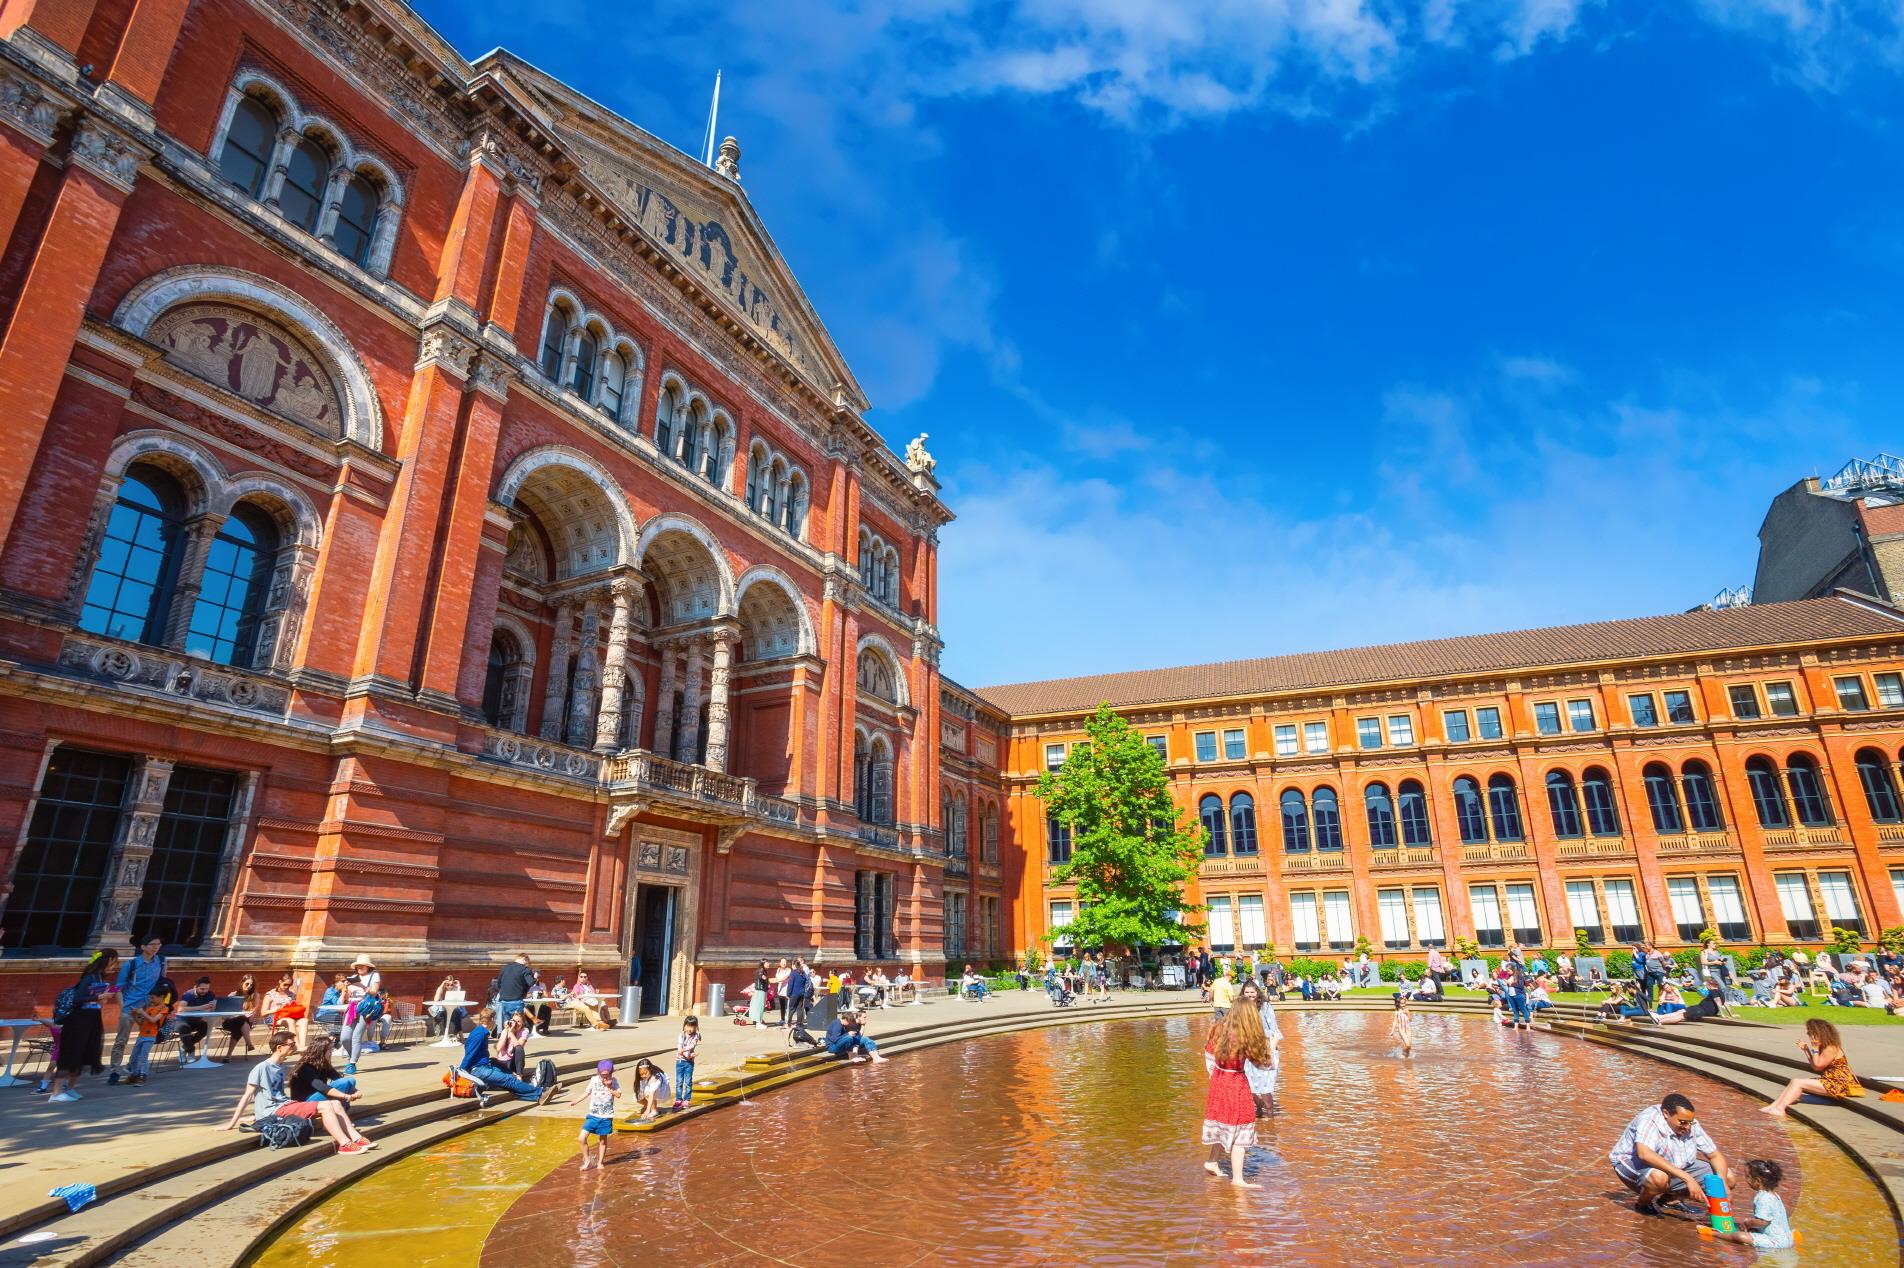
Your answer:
[781,962,808,1027]
[823,1007,887,1063]
[109,936,165,1080]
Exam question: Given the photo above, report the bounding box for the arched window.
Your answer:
[1200,794,1226,856]
[1364,783,1397,848]
[1642,762,1683,833]
[656,384,680,456]
[745,446,766,509]
[331,173,380,266]
[1786,754,1831,826]
[1581,766,1620,835]
[1486,774,1522,842]
[1681,760,1724,832]
[219,97,277,197]
[703,420,727,485]
[1545,771,1582,838]
[1745,755,1790,828]
[599,350,625,419]
[1398,779,1432,847]
[1230,793,1258,855]
[784,474,807,538]
[856,648,898,702]
[1453,776,1488,844]
[681,403,704,470]
[982,804,999,863]
[1280,789,1309,852]
[1312,787,1343,850]
[1856,748,1902,823]
[570,328,599,399]
[540,304,571,380]
[278,138,330,232]
[79,467,186,646]
[482,632,522,728]
[852,733,871,821]
[184,505,276,668]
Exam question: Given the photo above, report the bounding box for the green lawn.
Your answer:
[1333,984,1903,1024]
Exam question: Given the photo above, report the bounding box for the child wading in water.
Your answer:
[1390,997,1413,1057]
[569,1058,619,1170]
[673,1015,700,1111]
[1703,1159,1795,1251]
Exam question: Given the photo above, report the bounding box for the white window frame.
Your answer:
[1273,724,1298,757]
[1222,727,1247,760]
[1411,888,1446,944]
[1377,888,1410,946]
[1238,894,1266,948]
[1194,731,1218,762]
[1386,714,1415,746]
[1303,721,1329,754]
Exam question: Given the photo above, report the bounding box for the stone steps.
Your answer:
[0,1042,672,1268]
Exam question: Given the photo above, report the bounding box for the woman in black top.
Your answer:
[51,949,121,1096]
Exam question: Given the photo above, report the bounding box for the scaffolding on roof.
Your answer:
[1822,452,1904,500]
[1699,585,1752,611]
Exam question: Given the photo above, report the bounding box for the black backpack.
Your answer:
[255,1114,313,1150]
[534,1058,558,1089]
[789,1021,822,1048]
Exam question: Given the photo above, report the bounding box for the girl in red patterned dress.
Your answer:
[1203,1009,1268,1188]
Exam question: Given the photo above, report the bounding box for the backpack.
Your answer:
[255,1114,313,1150]
[789,1021,822,1048]
[356,993,386,1024]
[534,1058,558,1089]
[52,980,85,1025]
[442,1069,479,1098]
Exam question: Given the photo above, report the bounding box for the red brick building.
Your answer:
[982,598,1904,965]
[0,0,988,1013]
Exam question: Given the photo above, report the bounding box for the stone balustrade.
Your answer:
[1653,830,1738,856]
[1369,846,1439,869]
[57,631,291,718]
[1757,824,1849,852]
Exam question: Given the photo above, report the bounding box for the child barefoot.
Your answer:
[569,1059,619,1170]
[1390,997,1413,1057]
[632,1058,668,1121]
[673,1015,700,1111]
[1704,1160,1794,1251]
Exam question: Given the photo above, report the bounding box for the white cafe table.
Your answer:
[427,1001,467,1048]
[174,1008,225,1069]
[0,1017,50,1087]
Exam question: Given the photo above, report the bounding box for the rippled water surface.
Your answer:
[262,1012,1896,1267]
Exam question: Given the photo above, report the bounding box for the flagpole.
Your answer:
[701,70,722,166]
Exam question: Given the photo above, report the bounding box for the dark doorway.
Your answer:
[633,883,675,1017]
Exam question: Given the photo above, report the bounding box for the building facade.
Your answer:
[1755,454,1904,607]
[983,598,1904,963]
[0,0,960,1012]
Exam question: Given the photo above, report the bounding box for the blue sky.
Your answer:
[417,1,1904,687]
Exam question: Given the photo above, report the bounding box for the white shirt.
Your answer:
[1611,1105,1716,1177]
[1862,980,1890,1008]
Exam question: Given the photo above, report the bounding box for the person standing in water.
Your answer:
[1235,980,1282,1115]
[1203,1010,1268,1188]
[1390,997,1414,1057]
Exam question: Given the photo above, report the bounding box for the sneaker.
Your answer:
[106,1072,120,1086]
[48,1091,79,1103]
[337,1140,369,1155]
[538,1084,559,1105]
[125,1074,146,1087]
[343,1063,357,1076]
[362,1045,380,1054]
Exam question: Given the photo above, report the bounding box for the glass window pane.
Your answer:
[1546,773,1582,838]
[1503,882,1540,942]
[1819,871,1862,925]
[1378,888,1409,947]
[1280,790,1309,852]
[1411,888,1446,944]
[1045,744,1065,770]
[1194,732,1217,762]
[1290,893,1320,949]
[1707,874,1749,939]
[1207,895,1235,950]
[1322,890,1353,948]
[1727,685,1760,719]
[280,139,328,231]
[1582,769,1621,835]
[1201,795,1227,856]
[1488,776,1523,841]
[1567,699,1596,732]
[1604,879,1642,929]
[333,176,378,265]
[1,749,132,949]
[1476,707,1502,739]
[1222,728,1246,760]
[1666,876,1705,938]
[1274,724,1297,757]
[219,97,275,197]
[1765,682,1799,716]
[1312,788,1342,850]
[1443,710,1470,743]
[1834,676,1870,712]
[1303,721,1328,753]
[1357,717,1382,749]
[1469,884,1504,945]
[1628,694,1658,727]
[1533,702,1561,735]
[1230,794,1258,855]
[1877,672,1904,709]
[1663,691,1695,724]
[1387,714,1414,746]
[1238,894,1266,947]
[1398,781,1432,846]
[1365,783,1396,848]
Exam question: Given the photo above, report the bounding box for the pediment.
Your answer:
[485,55,864,411]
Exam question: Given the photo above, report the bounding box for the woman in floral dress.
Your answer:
[1203,1010,1267,1188]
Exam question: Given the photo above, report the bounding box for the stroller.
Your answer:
[1046,976,1076,1008]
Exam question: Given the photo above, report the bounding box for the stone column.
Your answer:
[90,756,175,948]
[705,631,734,772]
[260,127,299,208]
[566,592,604,746]
[594,578,637,752]
[678,639,707,762]
[159,513,222,651]
[539,601,574,741]
[206,770,261,944]
[652,644,678,759]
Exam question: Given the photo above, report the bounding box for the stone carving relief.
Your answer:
[480,730,600,780]
[904,433,935,476]
[503,522,548,584]
[150,305,344,438]
[58,634,292,717]
[569,145,816,376]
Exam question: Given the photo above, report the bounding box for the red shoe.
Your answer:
[338,1139,370,1155]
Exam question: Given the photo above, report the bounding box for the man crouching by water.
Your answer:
[1609,1092,1732,1216]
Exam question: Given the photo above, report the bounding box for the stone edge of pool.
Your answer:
[15,996,1898,1266]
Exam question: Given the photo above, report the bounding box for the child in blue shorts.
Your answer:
[569,1058,619,1170]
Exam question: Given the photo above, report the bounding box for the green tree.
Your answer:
[1039,703,1204,953]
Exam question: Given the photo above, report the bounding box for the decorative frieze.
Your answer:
[480,729,601,780]
[57,633,292,717]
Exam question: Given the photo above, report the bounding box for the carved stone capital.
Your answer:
[470,127,544,198]
[0,66,66,146]
[416,323,479,378]
[469,352,514,401]
[68,115,148,194]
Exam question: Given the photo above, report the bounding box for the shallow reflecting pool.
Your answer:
[258,1011,1897,1266]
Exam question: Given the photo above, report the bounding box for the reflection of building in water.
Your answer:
[984,592,1904,962]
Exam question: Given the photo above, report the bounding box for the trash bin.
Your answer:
[620,986,638,1026]
[707,982,725,1018]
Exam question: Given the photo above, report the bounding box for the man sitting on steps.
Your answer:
[218,1030,373,1155]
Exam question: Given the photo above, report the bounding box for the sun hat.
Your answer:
[351,953,374,968]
